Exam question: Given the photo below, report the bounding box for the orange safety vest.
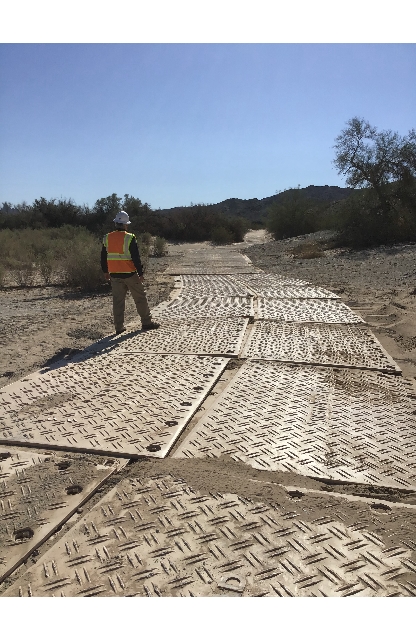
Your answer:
[104,231,136,273]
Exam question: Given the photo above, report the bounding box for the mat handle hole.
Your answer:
[287,490,304,500]
[15,527,34,542]
[370,502,392,512]
[146,444,161,453]
[56,461,71,471]
[66,484,83,495]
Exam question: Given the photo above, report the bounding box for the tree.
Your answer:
[87,193,122,232]
[333,117,416,246]
[122,194,156,235]
[32,197,82,227]
[333,117,416,214]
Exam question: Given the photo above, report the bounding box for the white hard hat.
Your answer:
[113,210,131,224]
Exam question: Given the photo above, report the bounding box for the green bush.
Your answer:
[335,186,416,247]
[266,188,332,240]
[211,226,235,245]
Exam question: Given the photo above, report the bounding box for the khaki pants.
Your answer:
[110,274,152,332]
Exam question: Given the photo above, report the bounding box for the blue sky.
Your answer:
[1,43,415,210]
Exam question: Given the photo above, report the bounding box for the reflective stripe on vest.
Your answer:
[104,231,136,273]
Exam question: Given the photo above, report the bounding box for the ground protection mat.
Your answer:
[231,273,311,293]
[83,319,249,357]
[241,322,401,373]
[3,473,416,597]
[179,275,253,297]
[0,354,228,458]
[174,362,416,490]
[152,297,255,320]
[165,267,260,275]
[167,252,252,265]
[250,286,339,299]
[0,447,125,583]
[257,299,364,323]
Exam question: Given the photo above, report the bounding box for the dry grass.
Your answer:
[0,227,104,290]
[0,227,158,290]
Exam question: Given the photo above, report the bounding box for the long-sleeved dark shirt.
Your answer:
[101,232,144,277]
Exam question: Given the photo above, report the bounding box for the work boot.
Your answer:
[141,321,160,332]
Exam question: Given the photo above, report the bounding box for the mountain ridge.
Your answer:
[156,185,354,222]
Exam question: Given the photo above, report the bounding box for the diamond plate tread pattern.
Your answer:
[85,319,249,357]
[152,297,255,319]
[231,273,311,293]
[165,267,260,275]
[257,299,364,323]
[174,362,416,489]
[179,275,254,297]
[0,447,124,582]
[3,474,416,597]
[249,286,339,299]
[241,322,401,373]
[0,355,228,458]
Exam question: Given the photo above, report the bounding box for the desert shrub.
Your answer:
[211,226,235,245]
[36,251,54,285]
[62,240,105,291]
[138,232,152,246]
[0,227,107,289]
[152,236,167,256]
[151,204,249,243]
[136,240,149,274]
[12,262,37,287]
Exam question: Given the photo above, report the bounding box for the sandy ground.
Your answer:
[0,256,174,389]
[1,229,416,596]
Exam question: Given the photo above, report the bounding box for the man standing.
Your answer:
[101,211,160,335]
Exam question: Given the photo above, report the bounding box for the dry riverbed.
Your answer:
[1,230,416,596]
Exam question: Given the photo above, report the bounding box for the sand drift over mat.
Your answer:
[4,472,416,598]
[174,361,416,489]
[241,321,401,372]
[0,354,228,458]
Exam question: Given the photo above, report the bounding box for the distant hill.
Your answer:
[157,185,355,223]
